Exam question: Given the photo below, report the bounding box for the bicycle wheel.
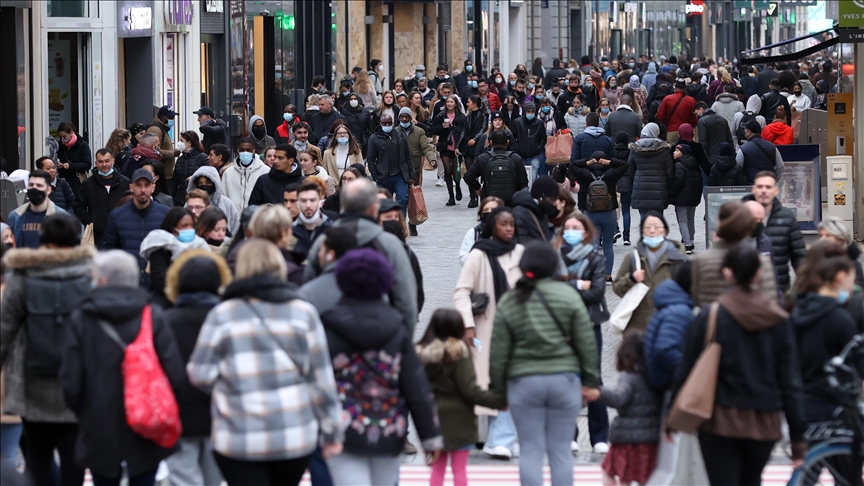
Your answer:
[787,442,859,486]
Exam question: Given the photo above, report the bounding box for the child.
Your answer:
[416,309,507,486]
[590,332,662,486]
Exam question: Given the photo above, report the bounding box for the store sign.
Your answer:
[685,0,705,16]
[118,1,153,37]
[204,0,223,13]
[624,2,638,13]
[127,7,152,30]
[165,0,193,25]
[838,28,864,43]
[840,0,864,27]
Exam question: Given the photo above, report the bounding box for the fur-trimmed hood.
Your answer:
[630,137,670,154]
[164,249,232,303]
[3,245,95,277]
[416,337,470,365]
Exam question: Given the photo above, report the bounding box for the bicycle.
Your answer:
[788,333,864,486]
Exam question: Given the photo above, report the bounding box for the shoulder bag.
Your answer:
[535,289,580,358]
[608,249,650,334]
[470,253,490,316]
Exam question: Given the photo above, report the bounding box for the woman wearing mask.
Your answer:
[628,76,649,121]
[196,207,230,254]
[603,77,620,110]
[340,94,371,151]
[596,98,612,129]
[370,91,397,134]
[458,196,504,266]
[323,124,364,179]
[489,241,600,486]
[454,207,525,460]
[172,131,209,206]
[431,96,467,206]
[298,150,336,196]
[669,243,806,486]
[538,99,557,138]
[378,199,424,312]
[491,73,507,97]
[56,121,93,196]
[612,212,687,333]
[139,207,209,306]
[187,166,241,236]
[456,95,488,208]
[565,94,590,136]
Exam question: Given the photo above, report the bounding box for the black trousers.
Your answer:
[214,452,311,486]
[698,432,775,486]
[21,420,85,486]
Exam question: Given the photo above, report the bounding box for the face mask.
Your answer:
[318,86,326,93]
[378,65,384,72]
[349,99,359,108]
[166,119,175,129]
[441,95,448,100]
[541,106,551,114]
[466,65,474,73]
[495,77,503,84]
[751,222,764,238]
[525,113,535,120]
[382,220,405,240]
[535,95,545,101]
[469,81,478,88]
[206,237,224,246]
[642,235,665,248]
[601,107,610,113]
[416,72,423,79]
[175,141,186,152]
[538,200,559,217]
[252,126,266,138]
[400,121,411,129]
[337,137,349,145]
[199,184,216,196]
[608,83,616,88]
[283,113,294,122]
[341,91,350,97]
[837,290,850,305]
[27,188,46,205]
[527,83,535,90]
[61,132,78,148]
[628,63,635,68]
[177,229,196,243]
[509,80,516,87]
[382,126,393,133]
[97,167,115,177]
[480,213,491,224]
[238,152,254,166]
[563,229,584,246]
[794,91,802,96]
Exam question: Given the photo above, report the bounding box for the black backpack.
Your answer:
[484,151,517,203]
[586,172,614,212]
[736,111,757,144]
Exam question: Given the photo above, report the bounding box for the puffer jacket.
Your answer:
[561,243,609,325]
[711,93,746,137]
[670,154,703,207]
[100,200,171,286]
[510,188,553,243]
[598,370,662,444]
[691,239,779,307]
[643,280,695,389]
[340,104,372,148]
[708,153,748,186]
[510,115,547,159]
[171,149,209,206]
[613,143,633,193]
[628,138,674,211]
[186,166,241,235]
[221,155,269,212]
[742,195,807,292]
[571,126,615,163]
[564,108,587,136]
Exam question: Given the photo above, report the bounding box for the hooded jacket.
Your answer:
[642,64,658,93]
[697,110,734,166]
[708,152,748,186]
[628,138,674,211]
[59,286,186,478]
[761,120,794,146]
[321,298,443,456]
[340,102,373,148]
[171,148,209,205]
[643,280,695,389]
[510,188,553,243]
[798,78,817,106]
[711,93,746,137]
[670,153,703,207]
[73,170,132,247]
[741,195,806,292]
[299,263,342,316]
[186,166,241,235]
[571,126,615,163]
[248,115,277,155]
[221,153,269,212]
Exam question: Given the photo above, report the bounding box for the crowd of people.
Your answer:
[0,50,861,486]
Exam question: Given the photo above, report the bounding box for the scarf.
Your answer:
[642,240,671,272]
[472,238,517,302]
[564,243,596,279]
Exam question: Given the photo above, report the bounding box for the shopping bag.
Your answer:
[545,132,573,165]
[81,224,95,246]
[422,156,435,171]
[646,429,681,486]
[608,250,649,333]
[407,184,428,225]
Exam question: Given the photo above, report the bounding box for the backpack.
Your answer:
[586,172,614,212]
[484,151,517,203]
[98,305,182,448]
[736,111,757,144]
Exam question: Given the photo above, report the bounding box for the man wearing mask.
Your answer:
[291,122,315,152]
[509,176,559,243]
[248,144,305,206]
[248,115,276,155]
[275,104,298,144]
[73,149,131,248]
[416,77,435,107]
[511,102,547,180]
[512,79,528,105]
[744,200,773,258]
[8,170,71,249]
[556,76,583,128]
[309,96,347,142]
[367,114,416,214]
[35,157,76,211]
[405,64,425,92]
[460,73,480,101]
[222,137,268,211]
[454,59,475,94]
[146,105,179,179]
[194,106,227,152]
[292,181,332,261]
[396,107,437,235]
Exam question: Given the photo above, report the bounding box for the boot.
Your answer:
[409,224,418,236]
[446,196,456,206]
[455,182,463,201]
[467,193,479,208]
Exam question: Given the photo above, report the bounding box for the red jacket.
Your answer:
[656,92,698,133]
[484,92,502,112]
[761,121,794,145]
[275,121,293,144]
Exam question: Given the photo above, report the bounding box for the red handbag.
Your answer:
[99,305,182,448]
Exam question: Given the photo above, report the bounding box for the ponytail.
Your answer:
[513,272,538,304]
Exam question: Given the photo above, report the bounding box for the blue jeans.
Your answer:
[0,423,22,478]
[528,153,549,181]
[379,174,409,214]
[620,191,632,240]
[587,210,617,275]
[486,409,517,450]
[309,445,333,486]
[574,326,609,446]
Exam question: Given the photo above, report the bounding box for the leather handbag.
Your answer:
[609,250,650,333]
[666,302,722,434]
[470,293,490,316]
[545,131,573,165]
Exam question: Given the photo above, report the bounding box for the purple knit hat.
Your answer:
[335,248,394,300]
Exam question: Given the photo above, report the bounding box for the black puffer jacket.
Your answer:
[171,149,209,206]
[671,154,703,207]
[510,188,553,243]
[628,138,673,211]
[510,116,547,159]
[340,104,373,148]
[708,153,748,186]
[613,143,633,193]
[742,195,807,292]
[459,110,488,155]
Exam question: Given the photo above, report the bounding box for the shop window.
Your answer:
[47,33,81,139]
[47,0,88,18]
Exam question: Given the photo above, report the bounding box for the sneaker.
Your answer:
[614,232,622,243]
[623,239,631,246]
[156,461,170,482]
[571,441,580,453]
[510,443,520,458]
[685,245,694,255]
[482,445,513,460]
[593,442,610,454]
[435,177,445,187]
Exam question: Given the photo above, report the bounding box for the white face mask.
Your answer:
[349,99,359,108]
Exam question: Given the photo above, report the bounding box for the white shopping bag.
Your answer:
[646,432,681,486]
[609,250,649,333]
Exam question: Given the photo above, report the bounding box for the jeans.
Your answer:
[165,437,222,486]
[587,210,617,275]
[379,174,409,213]
[308,445,333,486]
[575,326,609,446]
[0,423,22,479]
[675,205,696,246]
[619,192,632,240]
[486,409,517,450]
[21,420,85,486]
[509,373,582,486]
[528,153,549,181]
[698,432,775,486]
[214,452,310,486]
[326,452,401,486]
[92,468,157,486]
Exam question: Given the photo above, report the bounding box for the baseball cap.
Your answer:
[415,64,426,71]
[746,120,762,134]
[193,106,215,117]
[157,105,177,119]
[131,168,154,184]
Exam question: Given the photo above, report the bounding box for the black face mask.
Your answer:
[751,222,765,238]
[538,200,559,217]
[382,220,405,241]
[206,237,224,246]
[199,184,216,196]
[27,188,46,206]
[480,213,491,224]
[252,126,266,138]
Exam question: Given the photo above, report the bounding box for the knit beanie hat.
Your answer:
[336,248,394,300]
[523,101,537,112]
[719,142,734,156]
[746,119,763,134]
[678,123,694,141]
[178,256,223,295]
[530,176,560,199]
[398,107,413,118]
[675,144,692,156]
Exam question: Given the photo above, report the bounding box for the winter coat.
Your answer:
[613,143,633,193]
[459,110,489,155]
[761,121,794,146]
[489,279,600,393]
[340,105,373,148]
[246,163,305,207]
[741,75,762,100]
[706,80,734,104]
[57,137,93,194]
[711,93,746,138]
[567,150,627,212]
[48,177,76,212]
[760,89,791,125]
[59,287,185,479]
[292,215,332,261]
[643,280,695,389]
[72,170,131,247]
[598,370,662,444]
[691,239,779,307]
[473,130,517,158]
[187,166,241,235]
[628,138,674,211]
[171,149,209,205]
[430,111,467,154]
[604,106,643,143]
[613,240,688,333]
[100,200,171,286]
[322,147,364,178]
[7,201,70,248]
[308,109,347,142]
[742,196,807,292]
[555,89,580,128]
[697,110,733,166]
[510,116,547,159]
[0,245,95,423]
[146,117,176,176]
[397,124,437,172]
[671,154,703,207]
[299,263,341,316]
[367,126,416,184]
[571,126,615,163]
[510,189,553,243]
[248,115,276,155]
[221,155,269,212]
[737,135,783,184]
[120,145,161,180]
[418,338,506,450]
[453,244,524,415]
[564,108,588,136]
[561,243,610,325]
[199,118,228,153]
[304,215,418,332]
[708,154,748,186]
[321,298,443,456]
[462,149,528,204]
[656,92,698,133]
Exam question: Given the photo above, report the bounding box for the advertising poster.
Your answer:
[92,62,103,150]
[705,186,751,247]
[47,39,72,136]
[777,145,821,231]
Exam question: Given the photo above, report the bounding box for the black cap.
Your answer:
[379,198,401,214]
[157,105,176,119]
[131,168,154,183]
[530,176,560,199]
[746,120,762,134]
[129,122,148,135]
[193,106,215,117]
[490,111,504,121]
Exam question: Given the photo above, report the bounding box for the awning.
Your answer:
[740,25,838,66]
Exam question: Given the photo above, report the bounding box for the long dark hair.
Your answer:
[180,131,205,153]
[196,207,227,238]
[418,309,466,347]
[160,207,196,234]
[512,241,560,304]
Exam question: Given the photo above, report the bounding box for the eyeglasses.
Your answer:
[643,225,665,231]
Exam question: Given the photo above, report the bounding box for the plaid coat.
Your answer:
[187,278,343,461]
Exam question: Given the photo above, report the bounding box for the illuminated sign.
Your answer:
[126,7,152,30]
[204,0,223,13]
[686,0,705,15]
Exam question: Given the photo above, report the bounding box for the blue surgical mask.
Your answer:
[642,235,665,248]
[177,229,196,243]
[525,113,536,120]
[601,107,610,114]
[166,119,175,128]
[416,72,423,79]
[509,80,516,87]
[238,152,254,166]
[837,290,850,305]
[535,95,544,100]
[563,230,584,246]
[466,65,474,72]
[337,137,349,145]
[283,113,294,122]
[441,95,448,100]
[527,83,535,90]
[469,81,478,88]
[400,121,411,129]
[541,106,551,114]
[97,167,114,177]
[382,125,393,133]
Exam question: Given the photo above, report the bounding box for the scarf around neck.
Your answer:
[564,243,596,279]
[472,238,517,302]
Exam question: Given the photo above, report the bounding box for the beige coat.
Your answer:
[453,245,524,415]
[322,149,364,180]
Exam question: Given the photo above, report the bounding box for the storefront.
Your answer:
[153,0,201,143]
[0,0,31,170]
[117,0,154,129]
[200,0,229,126]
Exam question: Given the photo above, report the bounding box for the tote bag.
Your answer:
[545,131,573,165]
[609,250,650,333]
[407,184,428,225]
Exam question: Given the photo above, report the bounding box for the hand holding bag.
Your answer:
[407,183,429,225]
[609,250,650,333]
[666,302,722,434]
[545,131,574,165]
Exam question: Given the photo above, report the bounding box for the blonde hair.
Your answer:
[248,205,293,245]
[235,239,286,280]
[354,69,374,95]
[718,67,732,85]
[307,94,321,110]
